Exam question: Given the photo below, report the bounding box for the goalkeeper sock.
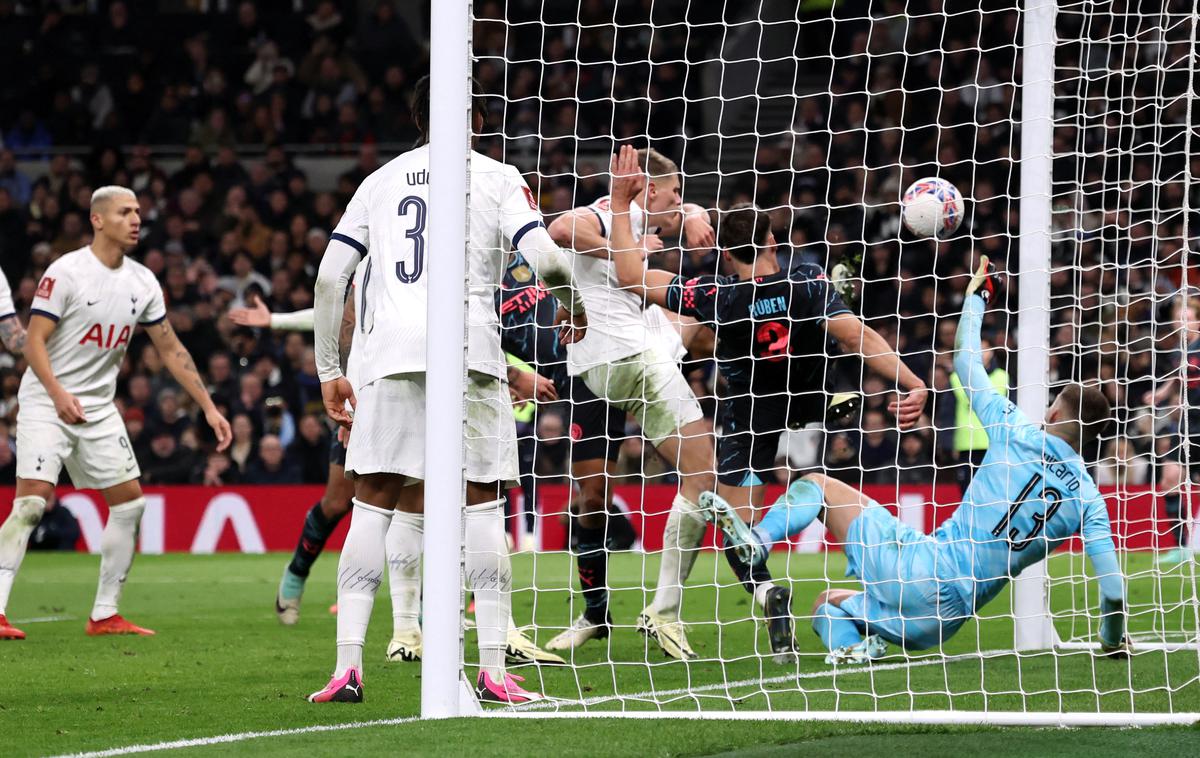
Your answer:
[0,496,46,616]
[288,501,346,579]
[387,510,423,638]
[465,499,511,679]
[1164,494,1186,548]
[334,499,390,677]
[649,494,706,618]
[91,498,145,621]
[813,602,861,651]
[573,522,609,623]
[721,542,776,605]
[752,478,824,547]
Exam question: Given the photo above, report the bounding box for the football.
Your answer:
[902,177,965,238]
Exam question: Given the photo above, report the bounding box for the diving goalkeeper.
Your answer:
[708,257,1129,663]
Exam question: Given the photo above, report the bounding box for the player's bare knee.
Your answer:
[575,477,608,515]
[15,478,55,502]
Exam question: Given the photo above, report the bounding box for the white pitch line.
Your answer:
[511,648,1009,712]
[50,716,424,758]
[49,648,1011,756]
[9,614,75,624]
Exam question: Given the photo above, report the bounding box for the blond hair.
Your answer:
[637,148,679,183]
[90,185,137,211]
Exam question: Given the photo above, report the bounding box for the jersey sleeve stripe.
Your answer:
[330,232,368,257]
[140,313,167,327]
[512,219,546,249]
[0,312,15,320]
[587,206,608,237]
[30,308,59,323]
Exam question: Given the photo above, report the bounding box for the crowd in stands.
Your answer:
[0,0,1191,493]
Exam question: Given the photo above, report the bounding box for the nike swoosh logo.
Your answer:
[87,300,100,306]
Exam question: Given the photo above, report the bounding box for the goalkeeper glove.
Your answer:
[965,255,1000,305]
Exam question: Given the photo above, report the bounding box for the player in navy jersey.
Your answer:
[710,258,1129,663]
[607,145,928,659]
[496,253,639,651]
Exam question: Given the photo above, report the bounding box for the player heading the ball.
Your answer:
[0,186,233,642]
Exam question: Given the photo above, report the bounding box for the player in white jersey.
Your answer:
[545,148,718,659]
[230,294,565,667]
[0,186,232,641]
[306,78,586,705]
[0,271,27,357]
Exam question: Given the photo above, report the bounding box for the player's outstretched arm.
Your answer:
[148,319,232,451]
[0,314,26,356]
[953,256,1004,417]
[1081,494,1128,658]
[825,313,928,429]
[229,294,315,332]
[25,314,86,424]
[547,207,609,259]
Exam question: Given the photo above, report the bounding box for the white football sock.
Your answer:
[387,510,423,638]
[465,499,510,679]
[334,499,391,677]
[0,496,47,616]
[91,498,145,622]
[649,493,706,619]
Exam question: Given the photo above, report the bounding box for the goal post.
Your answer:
[421,0,1200,725]
[422,0,474,719]
[1012,0,1060,653]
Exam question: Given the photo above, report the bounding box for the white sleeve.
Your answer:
[314,241,360,382]
[31,264,74,323]
[0,274,14,319]
[139,276,167,326]
[270,308,315,332]
[330,194,370,257]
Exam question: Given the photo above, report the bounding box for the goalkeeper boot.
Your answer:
[637,607,697,660]
[545,612,612,652]
[385,628,422,662]
[825,634,887,666]
[475,671,542,704]
[830,258,859,307]
[825,392,862,425]
[506,626,566,665]
[308,667,363,703]
[275,567,305,626]
[699,491,765,566]
[86,614,155,636]
[0,614,26,640]
[763,586,797,663]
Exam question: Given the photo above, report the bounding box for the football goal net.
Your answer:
[419,0,1200,725]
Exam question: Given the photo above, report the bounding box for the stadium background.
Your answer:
[0,0,1190,540]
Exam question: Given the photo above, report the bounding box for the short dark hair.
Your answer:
[411,75,489,143]
[715,202,771,265]
[1057,383,1111,446]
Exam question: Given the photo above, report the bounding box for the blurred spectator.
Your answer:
[0,150,31,205]
[244,434,300,484]
[289,414,331,484]
[142,429,197,485]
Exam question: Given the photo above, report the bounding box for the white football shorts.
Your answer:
[345,371,519,486]
[16,403,140,490]
[580,347,703,444]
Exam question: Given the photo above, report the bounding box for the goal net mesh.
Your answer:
[461,0,1200,718]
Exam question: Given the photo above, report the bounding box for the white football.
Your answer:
[902,177,965,238]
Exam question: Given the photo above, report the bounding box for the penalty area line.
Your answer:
[49,716,424,758]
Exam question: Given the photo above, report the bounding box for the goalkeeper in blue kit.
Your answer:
[707,257,1129,663]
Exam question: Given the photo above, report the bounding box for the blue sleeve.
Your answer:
[953,294,1022,431]
[1082,493,1125,647]
[665,275,719,322]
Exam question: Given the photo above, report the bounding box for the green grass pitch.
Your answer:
[0,551,1196,756]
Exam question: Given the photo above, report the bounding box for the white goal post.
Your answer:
[421,0,1200,725]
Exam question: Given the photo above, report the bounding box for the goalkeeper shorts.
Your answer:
[840,506,972,650]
